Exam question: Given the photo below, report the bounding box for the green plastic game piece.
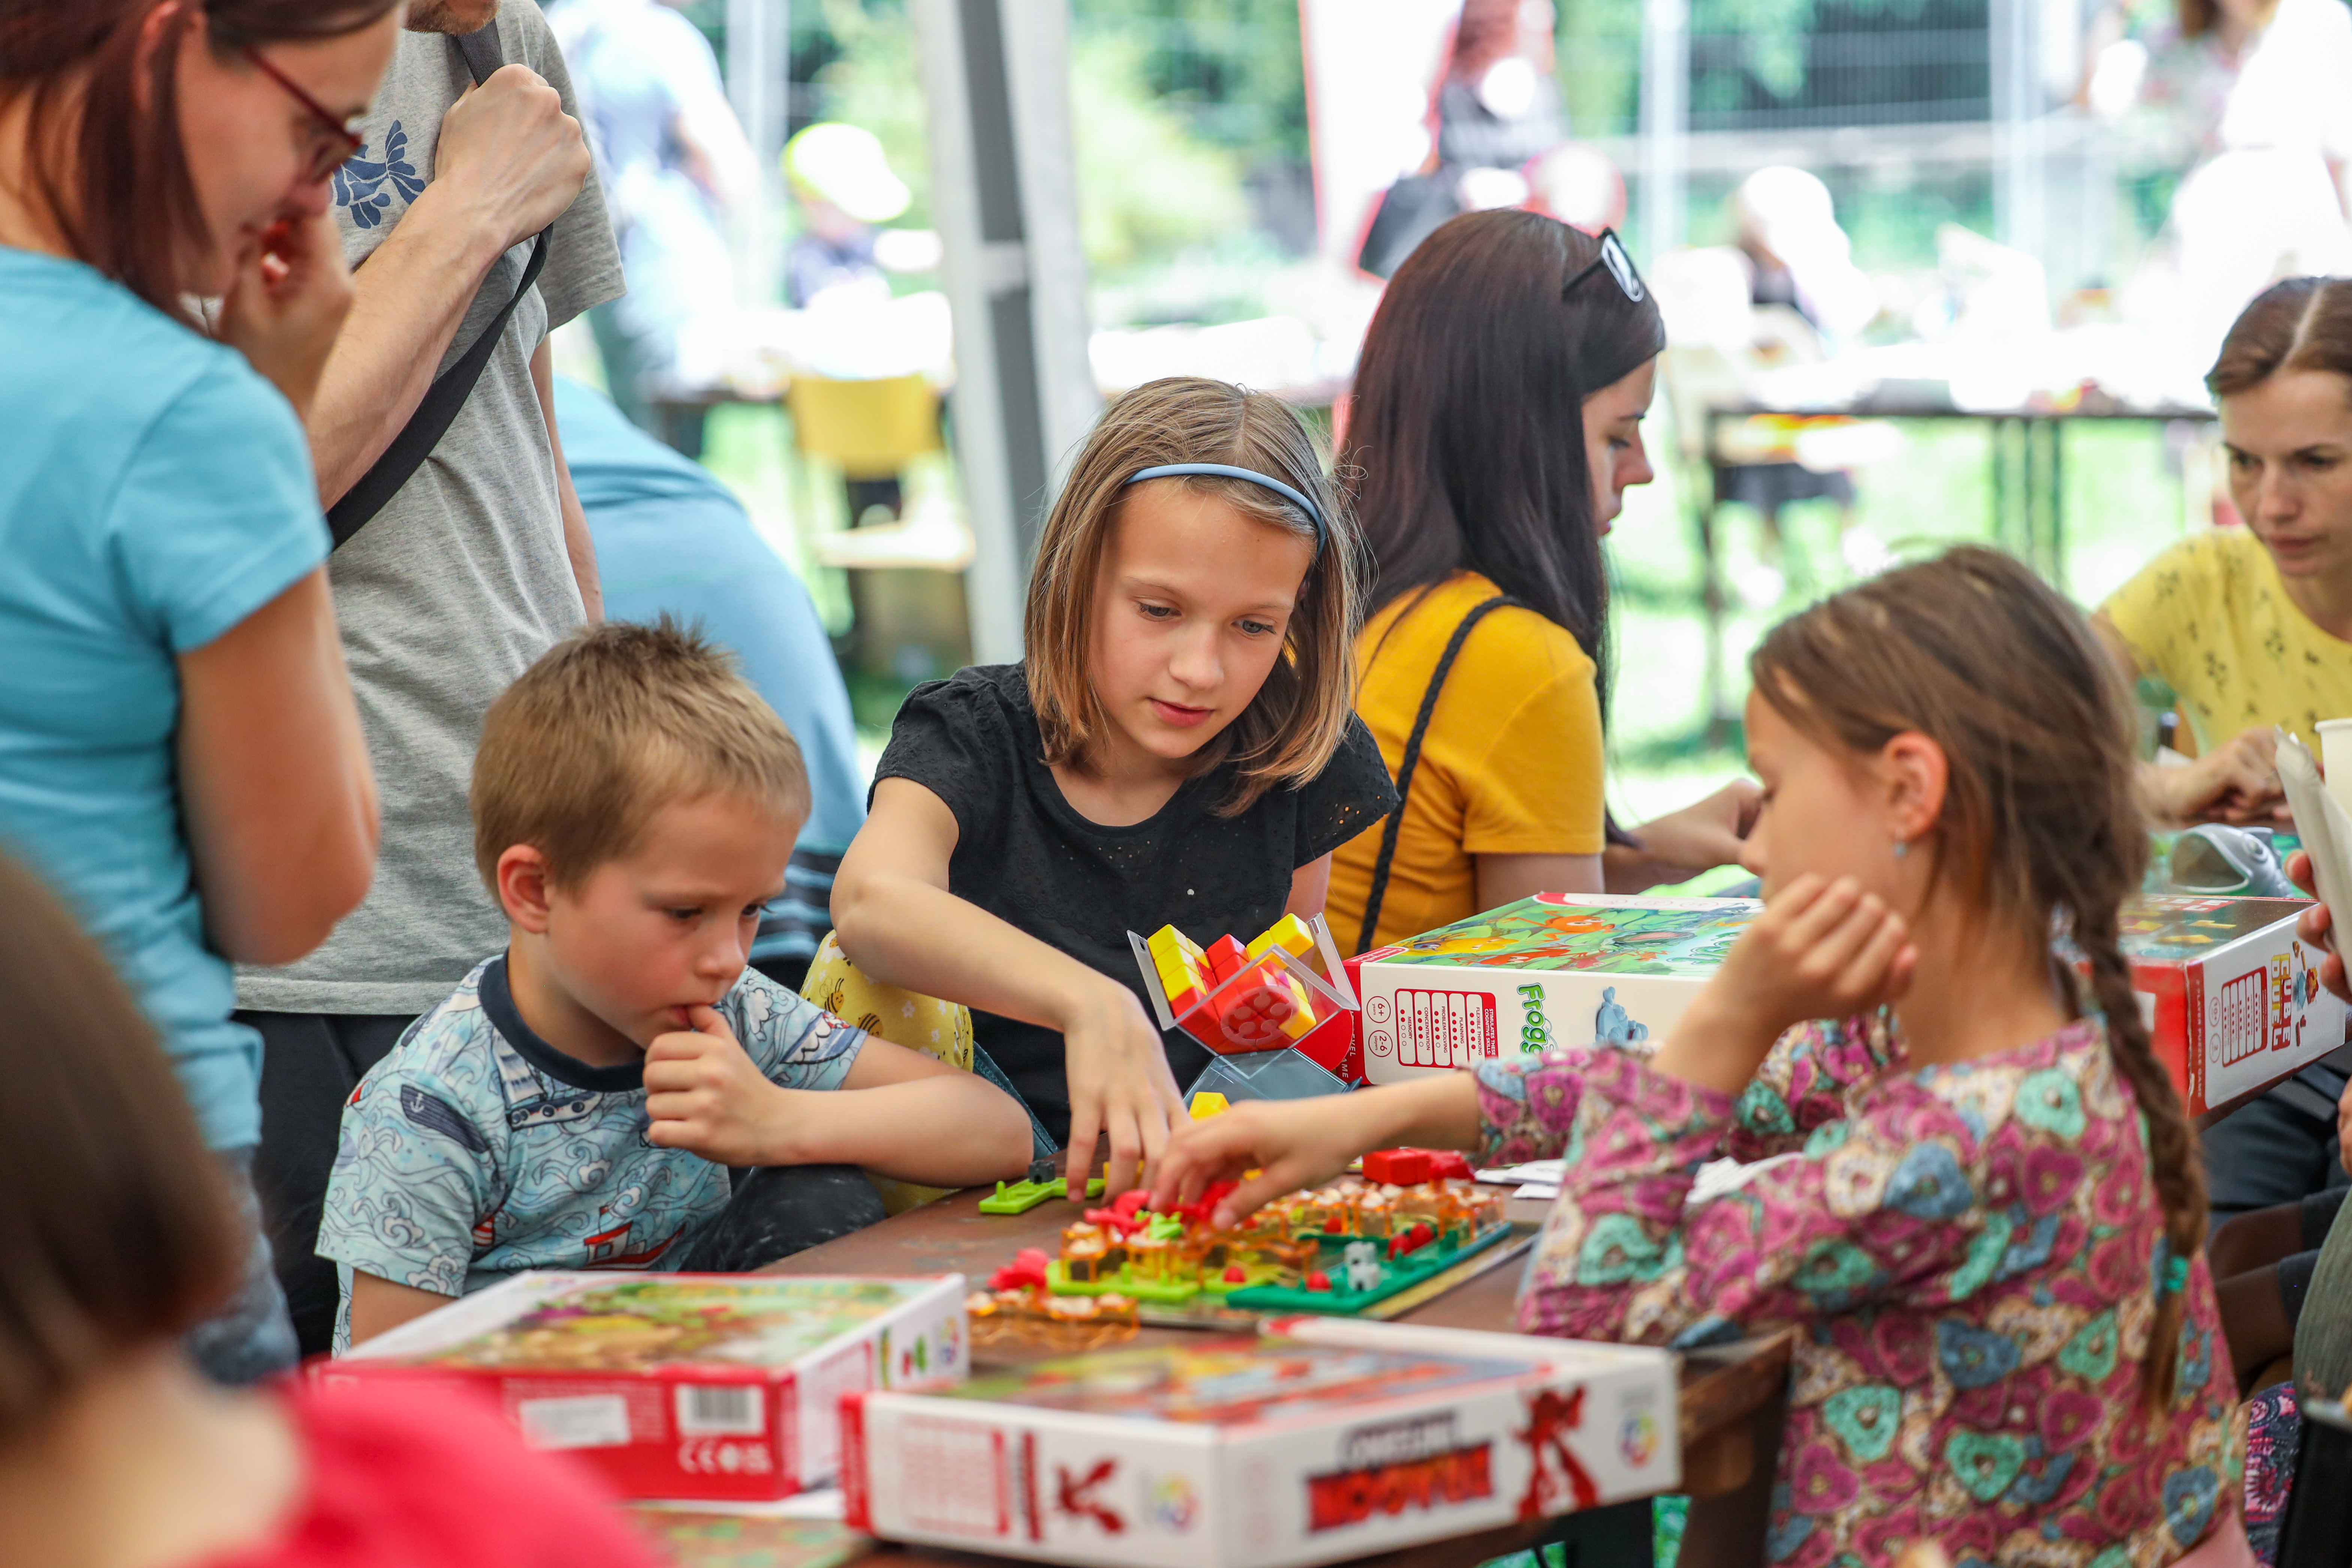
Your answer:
[1044,1258,1282,1303]
[978,1176,1105,1214]
[1226,1224,1511,1315]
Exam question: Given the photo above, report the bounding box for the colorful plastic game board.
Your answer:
[988,1152,1510,1317]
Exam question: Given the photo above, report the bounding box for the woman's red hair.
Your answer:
[0,0,397,321]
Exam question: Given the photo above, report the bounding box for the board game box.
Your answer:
[1355,891,2346,1114]
[841,1318,1678,1568]
[2110,894,2348,1115]
[1353,894,1755,1085]
[316,1273,967,1501]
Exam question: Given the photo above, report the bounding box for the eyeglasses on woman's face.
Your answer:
[244,46,366,185]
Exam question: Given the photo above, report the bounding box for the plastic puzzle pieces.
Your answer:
[1016,1166,1510,1316]
[978,1176,1106,1215]
[1136,913,1357,1073]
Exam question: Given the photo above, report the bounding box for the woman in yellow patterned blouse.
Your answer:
[2096,277,2352,825]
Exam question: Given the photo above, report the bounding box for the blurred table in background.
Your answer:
[1691,397,2219,741]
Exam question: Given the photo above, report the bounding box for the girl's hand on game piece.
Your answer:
[1059,977,1187,1198]
[1152,1073,1482,1229]
[214,208,353,420]
[1152,1097,1370,1229]
[644,1005,782,1166]
[1654,874,1915,1096]
[2289,851,2352,1004]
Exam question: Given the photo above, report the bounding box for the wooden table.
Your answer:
[712,1186,1795,1568]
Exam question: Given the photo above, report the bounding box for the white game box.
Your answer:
[841,1317,1679,1568]
[1353,894,1754,1084]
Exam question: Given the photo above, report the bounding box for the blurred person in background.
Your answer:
[235,0,624,1363]
[1328,212,1760,957]
[0,848,658,1568]
[0,0,387,1381]
[783,121,943,527]
[551,0,755,457]
[2089,0,2352,374]
[1356,0,1570,276]
[554,375,865,993]
[1712,166,1885,595]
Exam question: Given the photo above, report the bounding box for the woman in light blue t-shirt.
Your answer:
[0,0,398,1378]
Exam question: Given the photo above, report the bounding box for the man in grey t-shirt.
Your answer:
[236,0,624,1356]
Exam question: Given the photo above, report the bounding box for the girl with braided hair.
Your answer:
[1159,545,2243,1565]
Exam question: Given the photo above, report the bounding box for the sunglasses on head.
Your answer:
[1563,229,1648,305]
[245,46,366,184]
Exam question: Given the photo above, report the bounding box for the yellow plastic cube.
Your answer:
[1244,913,1317,963]
[1190,1092,1231,1119]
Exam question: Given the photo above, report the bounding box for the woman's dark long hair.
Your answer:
[0,0,398,321]
[1342,209,1664,695]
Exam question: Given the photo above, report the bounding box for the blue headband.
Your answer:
[1123,463,1326,558]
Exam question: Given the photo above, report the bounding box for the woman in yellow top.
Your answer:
[2099,279,2352,1384]
[1328,212,1758,955]
[2096,276,2352,825]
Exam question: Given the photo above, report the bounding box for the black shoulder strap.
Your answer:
[325,21,552,549]
[1355,595,1525,956]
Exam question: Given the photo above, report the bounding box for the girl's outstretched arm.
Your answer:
[1151,1073,1481,1225]
[832,778,1185,1195]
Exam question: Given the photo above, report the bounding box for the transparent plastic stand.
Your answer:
[1184,1046,1347,1108]
[1126,913,1360,1109]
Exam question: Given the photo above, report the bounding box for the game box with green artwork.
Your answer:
[1355,894,1758,1084]
[317,1272,969,1502]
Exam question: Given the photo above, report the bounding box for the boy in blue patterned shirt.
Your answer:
[320,620,1031,1351]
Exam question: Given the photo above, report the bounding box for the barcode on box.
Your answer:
[676,1383,765,1436]
[1393,990,1499,1068]
[517,1393,631,1450]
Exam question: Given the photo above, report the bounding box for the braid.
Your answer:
[2073,892,2207,1413]
[1750,544,2204,1421]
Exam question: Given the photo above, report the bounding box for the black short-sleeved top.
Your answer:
[873,663,1399,1142]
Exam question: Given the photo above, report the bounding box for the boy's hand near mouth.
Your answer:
[644,1005,785,1166]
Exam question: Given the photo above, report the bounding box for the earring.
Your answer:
[1892,839,1909,860]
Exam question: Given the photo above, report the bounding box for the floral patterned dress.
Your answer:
[1477,1015,2243,1567]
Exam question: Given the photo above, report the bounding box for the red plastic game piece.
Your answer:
[1204,935,1248,983]
[991,1248,1050,1291]
[1387,1222,1437,1259]
[1361,1148,1434,1186]
[1423,1151,1475,1182]
[1215,969,1298,1049]
[1305,1270,1331,1292]
[1223,1265,1246,1283]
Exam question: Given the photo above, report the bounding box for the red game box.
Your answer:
[315,1272,966,1501]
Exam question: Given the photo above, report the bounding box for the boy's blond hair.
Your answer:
[1025,376,1367,815]
[471,617,810,891]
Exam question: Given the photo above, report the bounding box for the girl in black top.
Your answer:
[833,377,1398,1193]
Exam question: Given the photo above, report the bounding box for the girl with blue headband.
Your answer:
[831,376,1396,1192]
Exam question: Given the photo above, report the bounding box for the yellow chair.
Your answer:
[800,931,974,1215]
[785,373,940,480]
